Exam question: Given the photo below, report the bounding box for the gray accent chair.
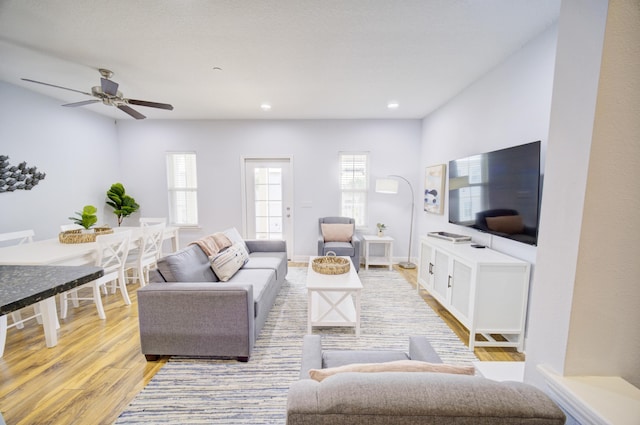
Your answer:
[317,217,361,272]
[286,335,566,425]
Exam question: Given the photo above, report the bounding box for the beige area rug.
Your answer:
[117,267,478,424]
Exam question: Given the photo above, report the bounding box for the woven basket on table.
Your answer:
[58,227,114,244]
[312,252,350,275]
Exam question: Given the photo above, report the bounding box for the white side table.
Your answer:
[361,234,394,270]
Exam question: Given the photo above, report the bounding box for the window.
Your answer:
[166,152,198,226]
[339,152,368,227]
[453,155,488,223]
[253,166,283,240]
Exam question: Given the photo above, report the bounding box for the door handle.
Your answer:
[428,262,433,275]
[447,275,452,288]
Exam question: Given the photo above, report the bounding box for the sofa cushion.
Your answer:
[157,244,218,282]
[244,251,288,280]
[309,360,475,382]
[322,242,355,257]
[322,350,409,369]
[288,373,566,425]
[228,268,276,318]
[210,242,249,281]
[321,223,353,242]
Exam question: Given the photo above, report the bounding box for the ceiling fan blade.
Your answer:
[21,78,92,96]
[101,78,119,96]
[127,99,174,110]
[118,105,146,119]
[62,99,100,107]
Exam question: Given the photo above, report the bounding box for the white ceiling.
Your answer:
[0,0,560,120]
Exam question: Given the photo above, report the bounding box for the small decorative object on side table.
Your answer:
[376,223,386,237]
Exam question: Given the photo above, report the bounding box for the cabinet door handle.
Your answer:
[447,275,452,288]
[428,262,433,275]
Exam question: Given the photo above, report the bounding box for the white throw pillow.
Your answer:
[210,242,249,281]
[223,227,250,256]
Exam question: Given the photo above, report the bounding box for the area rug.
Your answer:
[116,267,478,424]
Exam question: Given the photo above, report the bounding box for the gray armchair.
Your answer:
[317,217,360,272]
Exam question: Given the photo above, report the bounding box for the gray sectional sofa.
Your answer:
[287,335,566,425]
[137,238,287,361]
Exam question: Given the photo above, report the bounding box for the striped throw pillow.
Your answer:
[210,242,249,281]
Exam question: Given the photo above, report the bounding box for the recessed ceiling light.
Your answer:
[260,103,272,111]
[387,102,399,109]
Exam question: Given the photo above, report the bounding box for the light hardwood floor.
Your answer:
[0,264,523,424]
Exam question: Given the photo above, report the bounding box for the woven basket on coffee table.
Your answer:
[58,227,114,244]
[312,252,350,275]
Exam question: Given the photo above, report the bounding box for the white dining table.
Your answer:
[0,226,179,266]
[0,226,179,355]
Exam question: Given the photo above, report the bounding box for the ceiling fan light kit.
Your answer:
[21,68,174,119]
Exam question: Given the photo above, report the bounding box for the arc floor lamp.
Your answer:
[375,175,416,269]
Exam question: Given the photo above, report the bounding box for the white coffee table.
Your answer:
[307,256,363,336]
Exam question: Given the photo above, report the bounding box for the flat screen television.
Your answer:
[448,141,541,245]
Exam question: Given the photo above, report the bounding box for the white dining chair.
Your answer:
[139,218,167,255]
[0,229,34,245]
[0,229,43,330]
[139,217,166,226]
[124,223,165,289]
[60,230,132,320]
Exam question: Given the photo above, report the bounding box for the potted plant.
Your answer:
[69,205,98,232]
[376,223,387,237]
[106,183,140,227]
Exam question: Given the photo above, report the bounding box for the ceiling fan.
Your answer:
[21,68,174,119]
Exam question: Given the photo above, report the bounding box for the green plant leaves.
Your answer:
[69,204,98,229]
[106,182,139,226]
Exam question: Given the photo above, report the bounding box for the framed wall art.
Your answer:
[424,164,445,214]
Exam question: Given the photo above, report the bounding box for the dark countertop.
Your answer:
[0,265,104,315]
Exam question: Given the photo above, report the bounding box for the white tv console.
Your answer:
[418,236,530,352]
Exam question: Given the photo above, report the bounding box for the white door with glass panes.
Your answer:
[242,158,293,259]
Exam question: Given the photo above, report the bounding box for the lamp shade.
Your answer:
[375,178,399,194]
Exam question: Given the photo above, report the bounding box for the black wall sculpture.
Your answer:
[0,155,46,192]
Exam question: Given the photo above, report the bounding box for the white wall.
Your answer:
[528,0,640,389]
[0,82,120,240]
[524,0,609,388]
[568,0,640,385]
[418,24,558,265]
[115,119,422,257]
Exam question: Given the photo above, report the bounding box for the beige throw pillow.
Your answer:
[210,242,249,281]
[308,360,475,382]
[321,223,354,242]
[485,215,524,234]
